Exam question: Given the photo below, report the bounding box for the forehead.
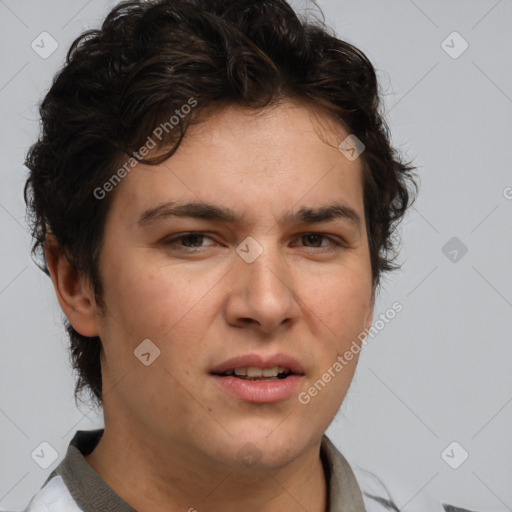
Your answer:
[108,101,366,227]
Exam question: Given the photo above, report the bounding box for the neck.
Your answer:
[85,423,327,512]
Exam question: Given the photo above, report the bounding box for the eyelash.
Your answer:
[163,232,346,253]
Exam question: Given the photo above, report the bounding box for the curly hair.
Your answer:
[24,0,418,406]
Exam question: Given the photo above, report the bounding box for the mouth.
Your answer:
[209,354,305,403]
[212,366,295,381]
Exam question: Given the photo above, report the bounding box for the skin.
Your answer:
[45,100,374,512]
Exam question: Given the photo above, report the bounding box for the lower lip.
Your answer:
[211,374,303,403]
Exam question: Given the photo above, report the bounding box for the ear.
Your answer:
[44,234,100,337]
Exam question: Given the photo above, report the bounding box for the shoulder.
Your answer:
[350,464,495,512]
[321,435,445,512]
[21,475,82,512]
[321,435,402,512]
[350,464,403,512]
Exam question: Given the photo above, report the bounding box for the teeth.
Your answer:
[247,367,266,377]
[231,366,289,377]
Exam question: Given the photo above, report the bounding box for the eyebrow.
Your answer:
[136,200,362,230]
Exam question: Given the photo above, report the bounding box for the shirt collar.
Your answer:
[320,435,366,512]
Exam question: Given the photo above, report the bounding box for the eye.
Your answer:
[292,233,346,251]
[162,231,346,254]
[163,232,216,251]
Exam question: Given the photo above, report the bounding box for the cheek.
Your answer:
[306,267,372,340]
[103,254,224,345]
[302,274,368,407]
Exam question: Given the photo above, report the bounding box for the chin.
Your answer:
[222,420,316,467]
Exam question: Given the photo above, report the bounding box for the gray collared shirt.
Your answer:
[21,430,480,512]
[35,429,366,512]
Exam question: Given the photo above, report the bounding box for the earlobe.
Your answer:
[44,234,100,337]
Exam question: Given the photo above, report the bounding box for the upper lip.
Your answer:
[210,353,305,375]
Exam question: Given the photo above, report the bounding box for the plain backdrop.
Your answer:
[0,1,511,510]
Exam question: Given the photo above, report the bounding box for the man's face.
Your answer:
[93,101,374,469]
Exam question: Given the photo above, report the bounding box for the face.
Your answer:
[92,100,374,470]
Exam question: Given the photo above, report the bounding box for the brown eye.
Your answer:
[164,232,215,251]
[293,233,344,251]
[301,234,326,247]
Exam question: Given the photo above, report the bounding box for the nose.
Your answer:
[224,239,301,335]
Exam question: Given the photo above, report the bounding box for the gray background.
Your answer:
[1,0,511,510]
